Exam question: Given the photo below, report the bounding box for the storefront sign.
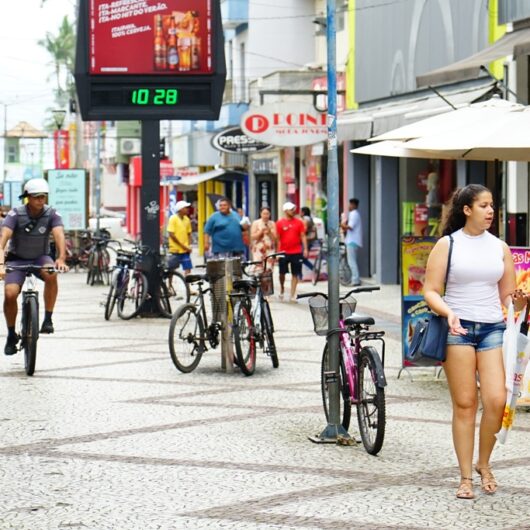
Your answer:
[47,169,88,230]
[401,236,439,368]
[241,102,327,147]
[89,0,213,75]
[211,126,271,154]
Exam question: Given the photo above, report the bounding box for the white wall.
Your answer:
[226,0,316,102]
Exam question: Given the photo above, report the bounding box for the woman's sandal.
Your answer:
[456,477,474,500]
[475,464,497,494]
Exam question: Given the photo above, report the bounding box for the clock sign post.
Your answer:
[75,0,226,315]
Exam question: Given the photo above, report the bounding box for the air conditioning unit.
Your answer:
[120,138,141,155]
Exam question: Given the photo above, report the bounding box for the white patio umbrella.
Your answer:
[353,97,530,162]
[370,97,523,143]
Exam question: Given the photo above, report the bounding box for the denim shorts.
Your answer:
[168,252,193,271]
[446,319,505,352]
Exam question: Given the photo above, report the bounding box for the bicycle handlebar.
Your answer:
[296,285,380,300]
[5,265,59,274]
[242,252,285,271]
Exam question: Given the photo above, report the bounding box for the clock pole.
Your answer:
[138,119,162,316]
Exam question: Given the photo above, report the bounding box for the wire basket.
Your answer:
[259,269,274,296]
[308,295,357,336]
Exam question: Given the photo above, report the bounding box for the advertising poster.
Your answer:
[90,0,213,75]
[401,236,438,368]
[511,247,530,407]
[48,170,87,230]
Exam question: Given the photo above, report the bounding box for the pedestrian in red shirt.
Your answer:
[276,202,308,302]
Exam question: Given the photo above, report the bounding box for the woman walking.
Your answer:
[250,207,277,265]
[423,184,527,500]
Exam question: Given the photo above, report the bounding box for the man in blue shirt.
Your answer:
[204,197,245,258]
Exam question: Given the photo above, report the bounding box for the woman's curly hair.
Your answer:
[442,184,490,236]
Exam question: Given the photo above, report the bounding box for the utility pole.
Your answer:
[309,0,351,444]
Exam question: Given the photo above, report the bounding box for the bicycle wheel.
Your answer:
[86,251,95,285]
[157,281,173,318]
[117,271,148,320]
[357,346,386,455]
[169,303,205,373]
[261,300,279,368]
[321,344,351,430]
[233,300,256,376]
[99,248,111,285]
[160,272,190,317]
[312,250,322,285]
[339,253,352,286]
[22,297,39,376]
[104,270,119,320]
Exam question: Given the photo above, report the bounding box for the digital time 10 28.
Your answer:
[130,88,180,106]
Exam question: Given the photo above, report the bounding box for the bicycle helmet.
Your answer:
[23,178,49,196]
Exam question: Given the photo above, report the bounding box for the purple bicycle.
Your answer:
[298,286,387,455]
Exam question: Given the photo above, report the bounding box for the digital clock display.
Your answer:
[131,88,180,106]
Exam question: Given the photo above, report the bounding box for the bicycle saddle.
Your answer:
[232,279,258,291]
[185,274,209,284]
[343,314,375,326]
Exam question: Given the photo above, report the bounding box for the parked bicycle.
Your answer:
[230,252,283,376]
[106,241,190,320]
[168,272,220,373]
[5,264,57,376]
[311,239,351,286]
[298,286,387,455]
[86,233,115,286]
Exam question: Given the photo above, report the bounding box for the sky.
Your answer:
[0,0,77,132]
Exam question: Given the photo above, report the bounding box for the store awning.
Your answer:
[176,168,246,188]
[338,79,496,141]
[417,28,530,88]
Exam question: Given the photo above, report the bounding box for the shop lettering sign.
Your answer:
[241,102,327,147]
[211,126,272,153]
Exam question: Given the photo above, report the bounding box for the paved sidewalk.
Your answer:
[0,271,529,529]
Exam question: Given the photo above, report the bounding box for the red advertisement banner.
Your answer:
[54,130,70,169]
[90,0,213,75]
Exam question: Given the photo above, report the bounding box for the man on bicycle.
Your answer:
[0,178,69,355]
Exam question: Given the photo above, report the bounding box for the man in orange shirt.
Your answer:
[276,202,308,302]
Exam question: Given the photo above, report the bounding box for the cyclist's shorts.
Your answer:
[279,253,303,277]
[168,252,193,271]
[5,255,54,286]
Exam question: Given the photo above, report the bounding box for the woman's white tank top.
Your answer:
[444,229,504,323]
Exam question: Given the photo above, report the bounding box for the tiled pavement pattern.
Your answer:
[0,272,529,529]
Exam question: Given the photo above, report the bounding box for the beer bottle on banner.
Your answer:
[167,18,179,70]
[154,15,167,70]
[178,37,191,71]
[191,36,201,70]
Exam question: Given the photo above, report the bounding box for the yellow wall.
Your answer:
[346,0,357,110]
[488,0,507,79]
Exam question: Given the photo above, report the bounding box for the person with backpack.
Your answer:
[0,178,69,355]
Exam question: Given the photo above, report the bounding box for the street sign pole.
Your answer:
[309,0,352,443]
[139,119,162,315]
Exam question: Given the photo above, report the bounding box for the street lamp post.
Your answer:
[309,0,352,444]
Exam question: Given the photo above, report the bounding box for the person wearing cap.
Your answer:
[276,202,308,302]
[0,178,69,355]
[166,200,193,276]
[204,197,245,258]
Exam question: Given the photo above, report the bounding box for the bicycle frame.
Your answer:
[338,319,359,403]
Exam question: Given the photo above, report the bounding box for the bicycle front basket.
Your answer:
[340,296,357,318]
[308,295,328,336]
[259,269,274,296]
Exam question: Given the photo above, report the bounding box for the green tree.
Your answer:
[38,16,76,110]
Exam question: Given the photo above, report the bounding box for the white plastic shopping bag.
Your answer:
[497,303,530,444]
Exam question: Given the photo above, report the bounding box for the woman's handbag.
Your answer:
[407,235,454,363]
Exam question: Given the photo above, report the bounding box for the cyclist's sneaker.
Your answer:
[40,320,54,334]
[4,335,19,356]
